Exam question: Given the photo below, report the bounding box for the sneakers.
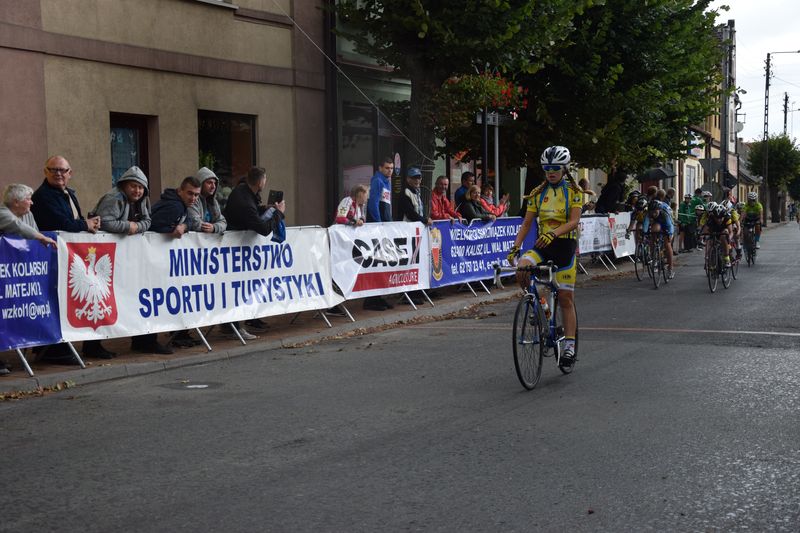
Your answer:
[560,347,576,367]
[235,328,257,341]
[755,243,761,249]
[724,256,731,268]
[668,268,675,280]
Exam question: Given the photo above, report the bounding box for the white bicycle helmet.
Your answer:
[747,191,757,201]
[712,203,727,217]
[540,146,571,166]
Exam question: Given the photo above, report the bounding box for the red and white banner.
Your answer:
[57,228,342,342]
[328,222,430,299]
[607,212,636,258]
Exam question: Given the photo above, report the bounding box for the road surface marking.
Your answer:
[409,324,800,338]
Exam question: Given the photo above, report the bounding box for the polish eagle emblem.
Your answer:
[66,243,117,329]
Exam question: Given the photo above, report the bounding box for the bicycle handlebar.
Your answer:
[492,261,557,288]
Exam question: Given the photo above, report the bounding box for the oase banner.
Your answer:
[57,228,342,342]
[608,212,636,258]
[0,234,61,350]
[328,222,430,299]
[429,217,537,288]
[577,215,612,254]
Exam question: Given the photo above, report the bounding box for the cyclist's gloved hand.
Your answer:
[535,231,556,248]
[507,245,520,265]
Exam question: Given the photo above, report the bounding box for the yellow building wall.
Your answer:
[43,56,298,223]
[40,0,292,69]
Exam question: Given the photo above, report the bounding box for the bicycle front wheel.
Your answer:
[706,242,718,293]
[651,241,663,289]
[634,243,645,281]
[512,295,544,390]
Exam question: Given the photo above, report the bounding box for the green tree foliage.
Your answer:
[519,0,724,171]
[747,134,800,220]
[334,0,597,172]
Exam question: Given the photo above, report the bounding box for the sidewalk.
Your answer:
[8,219,786,397]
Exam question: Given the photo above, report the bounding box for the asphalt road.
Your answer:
[2,223,799,532]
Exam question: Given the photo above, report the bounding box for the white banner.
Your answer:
[57,228,342,342]
[607,212,636,258]
[577,216,612,254]
[328,222,430,299]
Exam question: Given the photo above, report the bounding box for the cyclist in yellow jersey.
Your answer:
[508,146,582,366]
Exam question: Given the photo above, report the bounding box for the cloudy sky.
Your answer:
[708,0,800,141]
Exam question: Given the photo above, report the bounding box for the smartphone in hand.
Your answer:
[268,190,284,205]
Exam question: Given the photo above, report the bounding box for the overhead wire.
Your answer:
[268,0,436,168]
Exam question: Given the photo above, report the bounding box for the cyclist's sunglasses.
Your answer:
[542,164,564,172]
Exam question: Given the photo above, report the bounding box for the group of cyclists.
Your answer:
[625,186,763,271]
[506,144,765,373]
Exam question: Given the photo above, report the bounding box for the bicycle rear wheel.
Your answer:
[706,242,718,293]
[551,295,578,375]
[512,295,544,390]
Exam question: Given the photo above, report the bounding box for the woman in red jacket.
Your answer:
[479,184,509,217]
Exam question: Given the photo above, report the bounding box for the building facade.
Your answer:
[0,0,328,225]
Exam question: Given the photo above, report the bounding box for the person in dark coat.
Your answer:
[150,176,201,237]
[595,168,626,214]
[224,166,285,235]
[223,166,286,334]
[31,155,113,361]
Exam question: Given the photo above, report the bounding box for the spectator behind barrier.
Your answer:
[224,167,285,236]
[93,166,151,235]
[459,185,496,223]
[398,167,432,225]
[1,183,57,376]
[150,176,201,238]
[1,184,57,247]
[188,167,227,234]
[334,184,367,226]
[366,157,393,223]
[93,167,166,355]
[479,183,509,217]
[430,175,463,223]
[30,155,113,362]
[453,171,475,209]
[594,168,625,214]
[223,166,285,335]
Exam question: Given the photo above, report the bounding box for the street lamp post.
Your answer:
[763,50,800,223]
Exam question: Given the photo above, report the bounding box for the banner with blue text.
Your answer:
[429,218,537,288]
[56,229,342,342]
[0,235,61,350]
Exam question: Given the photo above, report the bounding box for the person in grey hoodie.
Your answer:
[187,167,226,233]
[93,166,152,234]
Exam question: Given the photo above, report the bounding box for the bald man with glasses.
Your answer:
[31,155,101,233]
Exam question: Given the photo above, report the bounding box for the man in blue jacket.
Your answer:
[150,176,201,236]
[134,176,202,354]
[366,157,394,223]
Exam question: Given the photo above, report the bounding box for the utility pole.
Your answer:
[784,92,789,134]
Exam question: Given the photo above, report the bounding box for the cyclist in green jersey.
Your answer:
[742,191,763,248]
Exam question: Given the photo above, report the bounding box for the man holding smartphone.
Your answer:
[224,166,286,335]
[224,166,285,236]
